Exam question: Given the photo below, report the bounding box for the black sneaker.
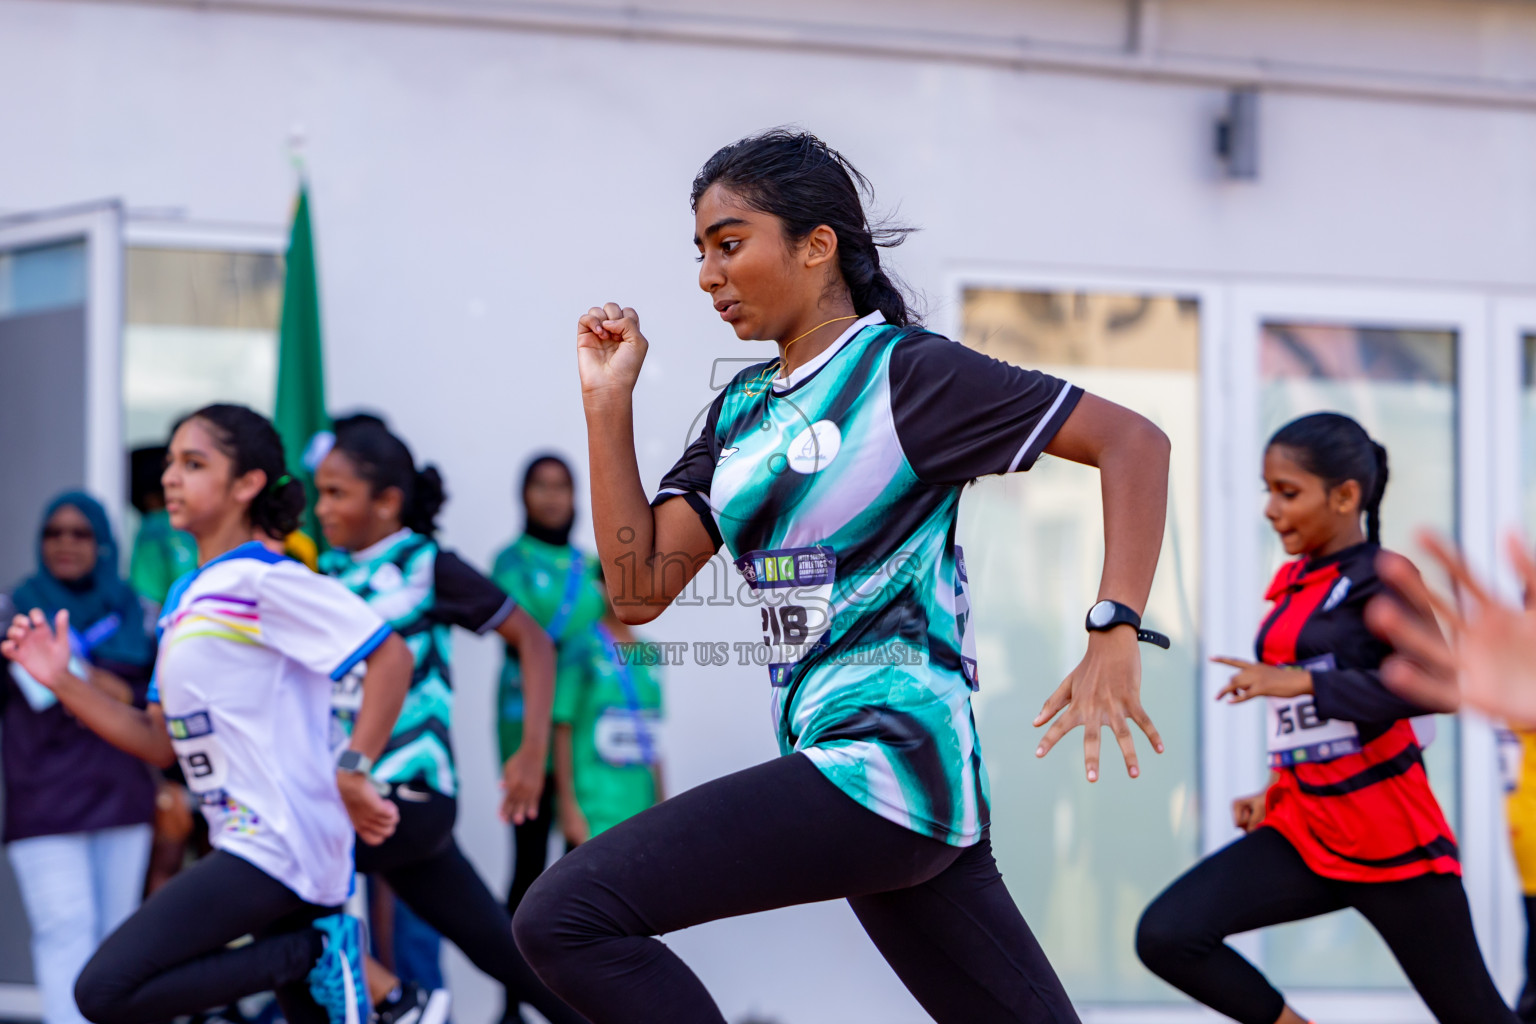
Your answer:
[371,982,450,1024]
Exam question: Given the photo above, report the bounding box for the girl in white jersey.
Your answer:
[2,404,413,1024]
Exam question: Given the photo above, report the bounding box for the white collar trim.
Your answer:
[772,310,886,392]
[353,527,414,564]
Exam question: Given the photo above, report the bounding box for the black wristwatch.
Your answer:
[1085,600,1171,649]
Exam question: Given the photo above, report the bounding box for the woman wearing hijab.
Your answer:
[2,492,157,1024]
[492,455,607,914]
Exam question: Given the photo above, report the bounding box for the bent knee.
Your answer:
[74,952,129,1024]
[1134,898,1195,975]
[511,868,574,972]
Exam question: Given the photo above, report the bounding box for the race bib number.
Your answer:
[594,708,661,767]
[1266,654,1360,767]
[1499,728,1524,795]
[332,662,365,715]
[955,546,979,691]
[167,711,230,802]
[735,546,836,687]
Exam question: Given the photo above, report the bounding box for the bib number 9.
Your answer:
[167,710,230,800]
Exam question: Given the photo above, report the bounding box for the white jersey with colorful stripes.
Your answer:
[150,542,391,905]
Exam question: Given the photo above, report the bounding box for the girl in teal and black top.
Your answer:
[512,131,1173,1024]
[314,418,584,1024]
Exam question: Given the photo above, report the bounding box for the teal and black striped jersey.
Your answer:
[655,312,1080,845]
[323,529,516,795]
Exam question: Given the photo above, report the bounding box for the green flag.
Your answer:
[273,187,330,545]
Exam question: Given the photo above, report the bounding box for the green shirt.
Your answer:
[491,534,607,762]
[129,508,198,606]
[555,624,662,836]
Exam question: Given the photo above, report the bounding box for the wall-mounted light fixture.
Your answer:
[1216,87,1260,180]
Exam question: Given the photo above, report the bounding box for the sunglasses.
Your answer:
[42,526,94,543]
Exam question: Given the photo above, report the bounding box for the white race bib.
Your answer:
[331,662,366,715]
[955,545,979,691]
[735,546,836,687]
[1499,728,1524,794]
[1265,654,1359,767]
[594,708,661,767]
[167,710,230,802]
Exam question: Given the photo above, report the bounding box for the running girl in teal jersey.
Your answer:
[4,404,413,1024]
[512,130,1173,1024]
[313,417,584,1024]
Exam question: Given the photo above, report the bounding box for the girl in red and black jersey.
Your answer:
[1136,412,1515,1024]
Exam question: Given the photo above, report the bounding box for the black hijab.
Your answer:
[522,453,575,547]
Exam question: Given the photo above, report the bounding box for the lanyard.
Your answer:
[545,551,586,643]
[597,622,655,766]
[69,612,122,660]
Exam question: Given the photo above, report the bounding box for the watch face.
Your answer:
[1089,600,1116,628]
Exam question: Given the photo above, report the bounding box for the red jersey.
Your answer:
[1256,542,1459,882]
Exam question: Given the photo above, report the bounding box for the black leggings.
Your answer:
[74,850,330,1024]
[512,752,1078,1024]
[354,784,585,1024]
[506,773,560,914]
[1136,826,1515,1024]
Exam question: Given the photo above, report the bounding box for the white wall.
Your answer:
[3,1,1536,1020]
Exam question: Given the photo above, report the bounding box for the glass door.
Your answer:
[0,200,125,1019]
[951,272,1218,1003]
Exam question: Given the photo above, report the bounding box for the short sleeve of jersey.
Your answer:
[257,560,392,681]
[888,332,1083,486]
[432,550,517,635]
[651,390,726,549]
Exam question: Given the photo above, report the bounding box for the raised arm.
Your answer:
[579,302,718,624]
[3,609,175,768]
[1033,393,1172,782]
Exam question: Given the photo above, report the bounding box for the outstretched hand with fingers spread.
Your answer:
[1368,531,1531,721]
[1034,629,1163,782]
[2,609,72,689]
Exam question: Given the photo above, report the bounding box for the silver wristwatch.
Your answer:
[336,749,374,775]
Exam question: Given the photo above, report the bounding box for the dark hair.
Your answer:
[1267,412,1390,544]
[331,418,447,536]
[690,129,918,327]
[176,404,305,538]
[129,445,169,513]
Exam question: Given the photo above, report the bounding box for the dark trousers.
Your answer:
[512,753,1078,1024]
[75,851,330,1024]
[505,773,559,914]
[1136,825,1516,1024]
[355,784,585,1024]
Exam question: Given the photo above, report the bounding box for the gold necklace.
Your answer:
[742,314,860,398]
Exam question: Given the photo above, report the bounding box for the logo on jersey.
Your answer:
[717,446,739,466]
[369,562,405,594]
[787,420,841,474]
[1322,576,1352,612]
